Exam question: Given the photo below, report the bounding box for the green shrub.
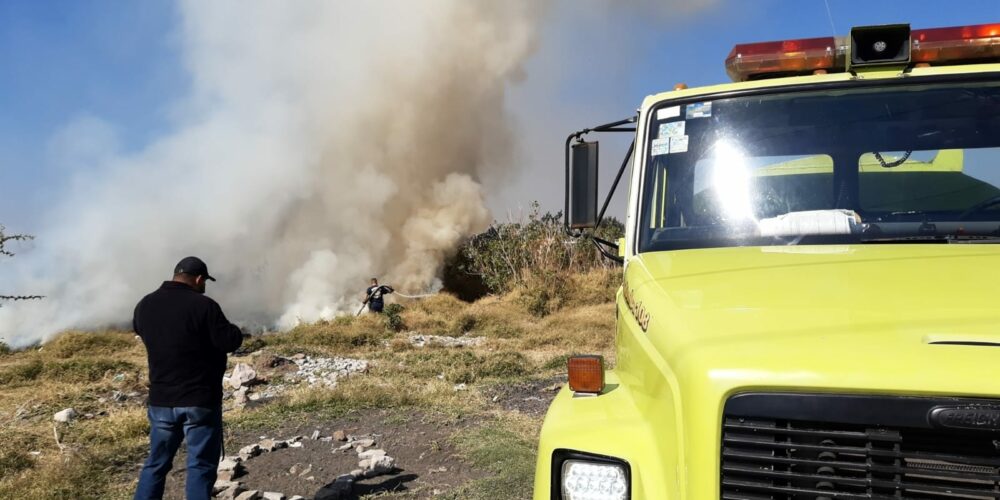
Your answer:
[383,303,406,332]
[0,447,34,477]
[449,313,477,336]
[44,331,135,359]
[43,359,137,383]
[543,353,574,371]
[0,359,43,384]
[0,341,10,356]
[463,202,624,294]
[477,351,529,379]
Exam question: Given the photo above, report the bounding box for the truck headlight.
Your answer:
[561,459,629,500]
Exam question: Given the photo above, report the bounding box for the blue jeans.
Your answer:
[134,405,222,500]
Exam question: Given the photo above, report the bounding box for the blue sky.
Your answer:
[2,0,999,230]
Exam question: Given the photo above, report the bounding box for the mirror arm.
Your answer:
[592,237,624,264]
[563,115,637,234]
[596,139,634,229]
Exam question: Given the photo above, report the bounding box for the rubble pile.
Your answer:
[408,334,483,348]
[213,430,397,500]
[225,355,369,406]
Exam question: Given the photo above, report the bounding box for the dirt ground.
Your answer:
[158,401,551,500]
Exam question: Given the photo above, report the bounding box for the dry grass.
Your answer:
[0,269,620,498]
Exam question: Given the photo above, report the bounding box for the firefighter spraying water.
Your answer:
[356,278,437,316]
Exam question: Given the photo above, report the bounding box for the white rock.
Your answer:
[261,493,284,500]
[218,484,247,500]
[53,408,76,423]
[238,443,261,459]
[289,496,305,500]
[358,449,386,460]
[234,490,260,500]
[233,387,249,406]
[453,383,467,391]
[370,455,396,474]
[213,480,240,494]
[310,430,320,440]
[228,363,257,389]
[287,441,303,448]
[218,457,242,472]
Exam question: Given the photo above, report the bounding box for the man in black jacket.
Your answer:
[133,257,243,500]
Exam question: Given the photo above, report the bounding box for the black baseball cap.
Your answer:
[174,256,216,281]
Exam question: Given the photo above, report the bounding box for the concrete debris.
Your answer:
[357,448,385,460]
[53,408,76,423]
[217,457,243,473]
[213,480,240,494]
[365,455,396,476]
[285,356,368,388]
[217,484,247,500]
[233,386,249,406]
[228,363,258,389]
[238,444,261,460]
[234,490,260,500]
[217,469,238,482]
[258,438,286,452]
[409,334,483,348]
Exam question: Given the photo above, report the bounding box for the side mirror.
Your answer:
[568,141,599,229]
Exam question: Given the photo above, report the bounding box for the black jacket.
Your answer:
[133,281,243,408]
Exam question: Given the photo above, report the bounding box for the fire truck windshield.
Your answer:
[640,80,1000,252]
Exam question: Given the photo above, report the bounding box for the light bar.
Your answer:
[725,36,846,82]
[726,22,1000,82]
[912,23,1000,64]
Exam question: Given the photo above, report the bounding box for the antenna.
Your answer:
[824,0,838,37]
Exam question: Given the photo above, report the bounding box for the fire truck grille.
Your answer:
[721,394,1000,499]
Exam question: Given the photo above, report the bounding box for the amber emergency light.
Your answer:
[568,355,605,394]
[726,22,1000,82]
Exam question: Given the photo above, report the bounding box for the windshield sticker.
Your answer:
[651,137,670,156]
[669,135,689,153]
[656,105,681,120]
[686,101,712,119]
[658,121,685,139]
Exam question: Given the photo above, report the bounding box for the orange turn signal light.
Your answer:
[567,355,605,394]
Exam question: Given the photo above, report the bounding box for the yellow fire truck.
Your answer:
[535,23,1000,499]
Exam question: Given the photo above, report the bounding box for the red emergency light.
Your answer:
[725,36,846,82]
[725,23,1000,82]
[911,23,1000,64]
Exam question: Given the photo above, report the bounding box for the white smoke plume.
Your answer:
[0,0,543,346]
[0,0,716,347]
